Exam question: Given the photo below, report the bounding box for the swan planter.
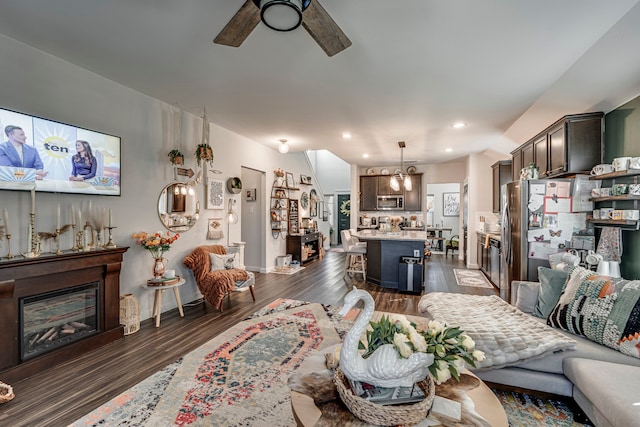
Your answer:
[338,287,485,388]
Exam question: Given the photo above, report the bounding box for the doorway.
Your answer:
[425,183,461,254]
[241,167,266,272]
[336,193,351,245]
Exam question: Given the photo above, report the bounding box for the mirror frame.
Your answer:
[158,182,200,232]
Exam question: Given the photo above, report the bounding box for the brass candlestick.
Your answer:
[5,233,13,259]
[55,229,62,255]
[105,226,117,249]
[71,224,79,251]
[22,213,41,258]
[76,229,85,252]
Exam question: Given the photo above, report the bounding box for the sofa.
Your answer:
[474,271,640,427]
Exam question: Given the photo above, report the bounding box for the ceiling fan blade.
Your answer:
[213,0,261,47]
[301,0,352,57]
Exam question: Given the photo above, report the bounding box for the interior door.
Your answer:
[337,193,351,245]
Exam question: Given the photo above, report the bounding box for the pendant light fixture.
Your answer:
[227,198,238,246]
[390,141,412,191]
[278,138,290,153]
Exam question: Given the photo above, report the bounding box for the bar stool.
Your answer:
[341,230,367,280]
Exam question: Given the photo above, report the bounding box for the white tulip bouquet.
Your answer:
[359,314,485,384]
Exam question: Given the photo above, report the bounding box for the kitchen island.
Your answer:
[355,230,428,292]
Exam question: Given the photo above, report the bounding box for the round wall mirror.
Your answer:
[158,182,200,232]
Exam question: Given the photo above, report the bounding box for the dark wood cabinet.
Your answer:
[287,232,320,265]
[511,112,603,179]
[491,161,512,213]
[511,149,522,182]
[533,135,548,177]
[404,174,422,211]
[359,175,378,211]
[359,173,422,211]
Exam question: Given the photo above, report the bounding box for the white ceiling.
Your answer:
[1,0,640,167]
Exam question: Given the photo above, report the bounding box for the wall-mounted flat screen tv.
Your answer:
[0,107,121,196]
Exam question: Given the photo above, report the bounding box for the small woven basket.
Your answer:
[0,381,15,404]
[334,369,435,426]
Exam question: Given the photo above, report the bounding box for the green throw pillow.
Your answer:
[534,267,569,319]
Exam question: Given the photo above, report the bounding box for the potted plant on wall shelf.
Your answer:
[195,143,214,167]
[168,149,184,165]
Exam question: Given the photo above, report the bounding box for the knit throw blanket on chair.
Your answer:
[183,245,248,310]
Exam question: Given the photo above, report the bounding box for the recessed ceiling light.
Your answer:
[362,153,370,158]
[451,122,467,129]
[342,132,352,139]
[445,148,453,153]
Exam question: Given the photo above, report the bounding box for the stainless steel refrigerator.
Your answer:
[500,179,573,301]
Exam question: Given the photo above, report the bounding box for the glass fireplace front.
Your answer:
[20,281,99,361]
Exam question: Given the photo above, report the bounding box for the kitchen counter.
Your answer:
[355,231,426,293]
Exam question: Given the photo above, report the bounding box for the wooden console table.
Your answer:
[0,247,128,383]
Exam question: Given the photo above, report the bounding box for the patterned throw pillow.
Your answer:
[210,253,238,271]
[547,266,640,359]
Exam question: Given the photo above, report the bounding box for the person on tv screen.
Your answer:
[69,140,97,181]
[0,125,48,179]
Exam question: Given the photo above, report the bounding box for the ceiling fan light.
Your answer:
[259,0,304,32]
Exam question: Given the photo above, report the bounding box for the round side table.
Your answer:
[144,277,186,327]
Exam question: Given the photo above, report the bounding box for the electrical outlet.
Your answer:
[413,249,420,257]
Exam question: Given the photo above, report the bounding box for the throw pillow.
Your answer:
[548,266,640,359]
[210,253,239,271]
[515,282,539,314]
[534,267,569,319]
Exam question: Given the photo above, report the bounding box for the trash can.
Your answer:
[398,256,423,294]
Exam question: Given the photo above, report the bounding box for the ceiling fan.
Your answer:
[214,0,352,57]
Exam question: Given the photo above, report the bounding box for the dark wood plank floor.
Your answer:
[2,251,497,427]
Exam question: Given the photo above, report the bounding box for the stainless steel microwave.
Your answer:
[377,196,404,210]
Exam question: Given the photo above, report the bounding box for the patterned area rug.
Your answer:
[492,389,594,427]
[69,302,341,427]
[453,269,493,288]
[70,299,594,427]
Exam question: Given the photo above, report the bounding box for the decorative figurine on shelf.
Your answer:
[520,163,539,181]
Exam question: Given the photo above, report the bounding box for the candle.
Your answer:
[109,209,113,228]
[3,208,9,235]
[30,188,35,215]
[87,200,92,219]
[77,210,82,228]
[57,204,61,230]
[27,223,32,252]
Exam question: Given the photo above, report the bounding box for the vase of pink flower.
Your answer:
[131,231,180,278]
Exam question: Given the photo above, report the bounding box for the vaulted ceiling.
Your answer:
[1,0,640,166]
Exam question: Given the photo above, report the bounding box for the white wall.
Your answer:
[0,34,316,321]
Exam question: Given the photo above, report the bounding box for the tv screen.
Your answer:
[0,107,121,196]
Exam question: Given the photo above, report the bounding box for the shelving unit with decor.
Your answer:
[589,169,640,230]
[270,179,289,239]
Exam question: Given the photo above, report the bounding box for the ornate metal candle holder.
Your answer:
[4,233,13,259]
[22,213,41,258]
[105,226,117,249]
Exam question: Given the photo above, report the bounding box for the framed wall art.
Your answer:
[207,218,224,240]
[443,192,460,216]
[206,178,224,209]
[245,188,256,201]
[286,172,295,189]
[300,175,312,185]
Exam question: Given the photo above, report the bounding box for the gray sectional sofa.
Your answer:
[474,279,640,427]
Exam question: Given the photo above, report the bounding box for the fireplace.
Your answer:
[0,247,127,383]
[20,282,100,361]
